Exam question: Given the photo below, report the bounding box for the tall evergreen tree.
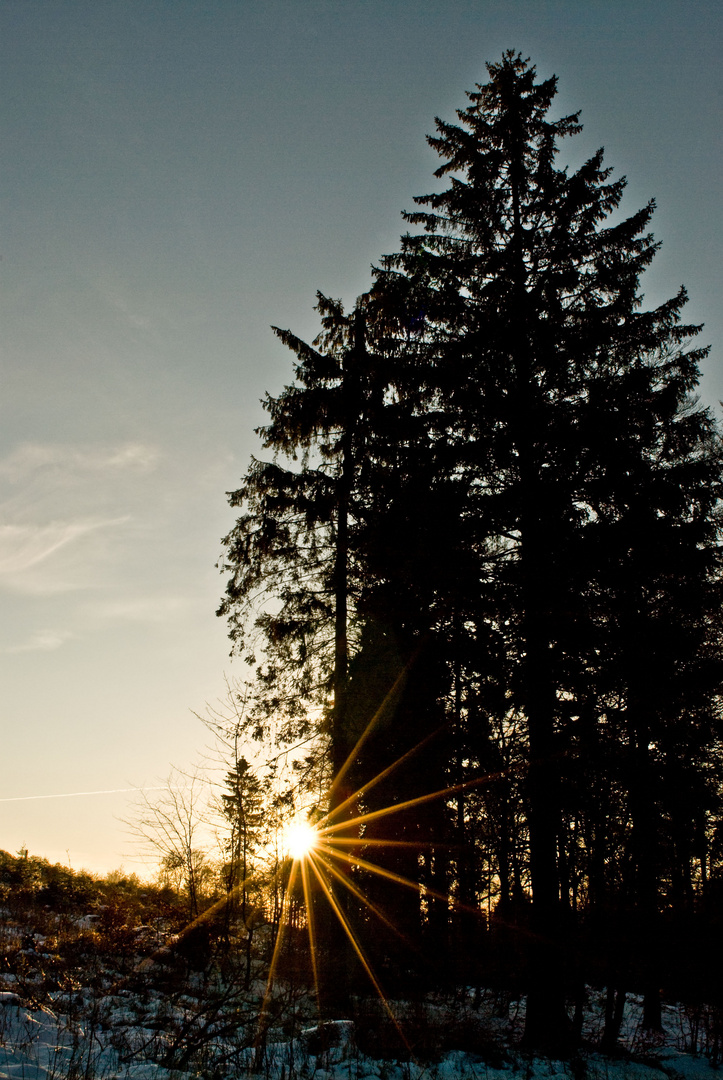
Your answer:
[218,293,381,778]
[220,51,722,1050]
[372,50,721,1047]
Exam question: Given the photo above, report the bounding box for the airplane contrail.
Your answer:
[0,787,166,803]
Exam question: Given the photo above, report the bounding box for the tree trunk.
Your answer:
[602,987,626,1053]
[319,314,362,1013]
[505,107,570,1051]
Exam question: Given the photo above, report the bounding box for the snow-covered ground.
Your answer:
[1,984,722,1080]
[1,900,721,1080]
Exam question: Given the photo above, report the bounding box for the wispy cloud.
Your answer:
[0,441,164,596]
[94,595,191,624]
[5,629,75,654]
[0,442,160,483]
[0,786,166,802]
[0,519,128,576]
[96,277,208,334]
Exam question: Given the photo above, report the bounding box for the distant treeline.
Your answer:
[0,848,161,912]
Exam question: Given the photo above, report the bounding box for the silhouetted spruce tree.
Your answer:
[220,51,722,1044]
[219,292,397,1002]
[576,346,723,1027]
[220,757,266,984]
[218,293,382,781]
[372,50,722,1048]
[220,286,464,981]
[336,283,506,979]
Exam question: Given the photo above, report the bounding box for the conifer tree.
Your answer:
[219,52,722,1047]
[372,50,721,1047]
[219,293,403,1002]
[220,757,266,984]
[218,293,380,779]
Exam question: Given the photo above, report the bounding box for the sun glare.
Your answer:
[247,669,509,1064]
[284,819,318,861]
[253,694,499,1061]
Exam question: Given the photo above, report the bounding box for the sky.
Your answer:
[1,0,721,876]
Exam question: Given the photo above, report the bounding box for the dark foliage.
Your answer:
[218,52,723,1052]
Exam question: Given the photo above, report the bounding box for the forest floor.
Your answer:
[1,907,721,1080]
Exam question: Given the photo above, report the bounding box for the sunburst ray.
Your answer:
[320,842,484,918]
[312,844,414,946]
[255,857,300,1051]
[319,758,523,840]
[306,850,415,1058]
[325,657,421,812]
[299,852,321,1012]
[319,724,445,832]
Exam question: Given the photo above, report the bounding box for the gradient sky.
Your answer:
[1,0,721,875]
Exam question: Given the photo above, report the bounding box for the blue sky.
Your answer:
[1,0,721,874]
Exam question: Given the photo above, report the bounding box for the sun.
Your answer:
[255,701,498,1060]
[284,818,319,861]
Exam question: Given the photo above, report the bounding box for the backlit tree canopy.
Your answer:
[218,53,723,1051]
